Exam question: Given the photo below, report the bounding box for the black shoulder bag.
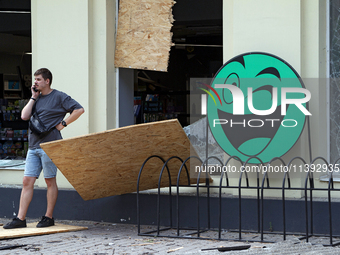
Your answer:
[29,102,55,138]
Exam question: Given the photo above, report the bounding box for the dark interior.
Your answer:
[0,0,223,147]
[136,0,223,126]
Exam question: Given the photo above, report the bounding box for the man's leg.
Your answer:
[17,176,36,220]
[18,148,42,220]
[3,149,41,229]
[45,177,58,218]
[36,148,57,227]
[2,177,34,229]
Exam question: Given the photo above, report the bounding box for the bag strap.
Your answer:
[29,98,56,137]
[31,98,43,125]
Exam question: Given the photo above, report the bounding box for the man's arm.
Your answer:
[55,108,85,131]
[21,87,40,121]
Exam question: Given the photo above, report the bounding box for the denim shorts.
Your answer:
[24,148,57,178]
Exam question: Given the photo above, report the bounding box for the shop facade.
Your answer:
[1,0,339,235]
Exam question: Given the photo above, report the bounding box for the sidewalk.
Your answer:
[0,218,339,254]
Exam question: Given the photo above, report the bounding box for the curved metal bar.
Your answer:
[303,158,319,241]
[218,156,243,239]
[285,157,308,188]
[156,156,185,236]
[328,169,334,245]
[306,109,312,162]
[333,157,340,165]
[304,157,330,242]
[137,155,166,234]
[197,156,224,237]
[310,156,331,188]
[260,157,286,241]
[310,156,332,240]
[176,155,203,236]
[283,157,307,240]
[240,156,264,240]
[304,164,312,242]
[223,156,244,187]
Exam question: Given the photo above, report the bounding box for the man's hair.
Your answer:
[34,68,53,86]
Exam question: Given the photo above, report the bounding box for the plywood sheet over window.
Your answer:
[114,0,175,72]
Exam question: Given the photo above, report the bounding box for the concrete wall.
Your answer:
[28,0,117,189]
[218,0,329,197]
[223,0,327,156]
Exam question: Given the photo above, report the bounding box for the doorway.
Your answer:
[134,0,223,127]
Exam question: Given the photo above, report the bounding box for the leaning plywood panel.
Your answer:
[40,119,205,201]
[114,0,175,71]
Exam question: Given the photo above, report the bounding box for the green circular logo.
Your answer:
[207,52,308,163]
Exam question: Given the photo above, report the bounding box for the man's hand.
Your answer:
[55,108,84,131]
[31,85,40,99]
[21,86,39,121]
[55,123,64,131]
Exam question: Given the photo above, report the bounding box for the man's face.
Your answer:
[34,74,49,91]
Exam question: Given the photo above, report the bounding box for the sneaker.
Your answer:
[3,217,27,229]
[36,216,55,228]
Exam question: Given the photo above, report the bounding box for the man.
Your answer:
[3,68,84,229]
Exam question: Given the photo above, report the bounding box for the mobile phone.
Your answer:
[33,87,38,92]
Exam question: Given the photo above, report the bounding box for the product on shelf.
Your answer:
[0,89,29,158]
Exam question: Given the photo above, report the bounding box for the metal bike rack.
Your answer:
[137,110,340,246]
[136,153,340,246]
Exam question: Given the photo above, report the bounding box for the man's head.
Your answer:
[34,68,52,86]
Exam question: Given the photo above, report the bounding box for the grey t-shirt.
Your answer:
[28,89,83,149]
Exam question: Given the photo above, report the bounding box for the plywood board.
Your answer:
[0,223,87,240]
[114,0,175,71]
[41,119,205,201]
